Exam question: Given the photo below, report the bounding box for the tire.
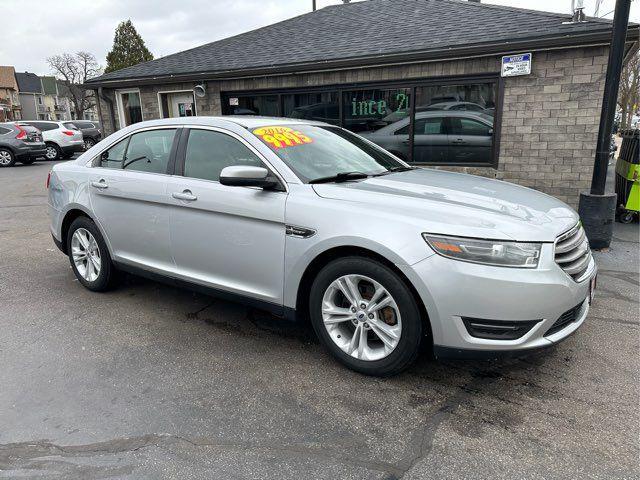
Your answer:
[309,256,423,376]
[0,148,15,167]
[84,138,95,150]
[45,143,61,161]
[619,211,636,224]
[19,158,35,165]
[67,216,118,292]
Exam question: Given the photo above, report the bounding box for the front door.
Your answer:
[445,116,493,164]
[166,127,287,305]
[412,115,448,163]
[88,128,178,272]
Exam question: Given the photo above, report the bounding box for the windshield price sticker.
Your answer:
[253,126,313,150]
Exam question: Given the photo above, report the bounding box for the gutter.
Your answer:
[84,26,640,89]
[97,87,116,133]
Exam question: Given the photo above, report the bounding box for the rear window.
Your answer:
[63,122,79,130]
[0,126,12,135]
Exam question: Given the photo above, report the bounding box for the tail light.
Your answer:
[62,130,75,136]
[46,171,51,189]
[15,125,27,140]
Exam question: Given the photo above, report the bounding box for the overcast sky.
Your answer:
[2,0,638,76]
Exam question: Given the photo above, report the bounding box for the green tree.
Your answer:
[104,20,153,74]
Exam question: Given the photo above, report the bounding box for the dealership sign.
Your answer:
[501,53,532,77]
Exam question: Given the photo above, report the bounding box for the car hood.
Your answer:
[312,169,578,242]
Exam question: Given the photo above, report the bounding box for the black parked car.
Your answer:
[70,120,102,149]
[0,123,47,167]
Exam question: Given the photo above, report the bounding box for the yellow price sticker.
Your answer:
[253,126,313,150]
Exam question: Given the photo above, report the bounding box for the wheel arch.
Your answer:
[0,144,16,155]
[58,206,112,255]
[294,245,432,339]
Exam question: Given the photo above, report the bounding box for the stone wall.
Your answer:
[97,45,607,207]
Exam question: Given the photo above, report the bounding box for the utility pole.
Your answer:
[578,0,632,249]
[312,0,316,11]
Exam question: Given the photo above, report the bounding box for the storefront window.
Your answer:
[283,91,339,125]
[221,78,499,166]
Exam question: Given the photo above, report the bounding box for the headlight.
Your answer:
[422,234,541,268]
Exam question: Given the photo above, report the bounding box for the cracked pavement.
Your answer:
[0,160,638,479]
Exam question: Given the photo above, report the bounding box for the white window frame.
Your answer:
[157,89,198,118]
[115,89,144,128]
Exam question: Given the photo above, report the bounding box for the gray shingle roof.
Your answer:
[87,0,635,86]
[15,72,43,93]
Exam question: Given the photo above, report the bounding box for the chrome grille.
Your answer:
[554,223,592,282]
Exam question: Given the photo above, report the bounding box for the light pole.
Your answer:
[578,0,632,249]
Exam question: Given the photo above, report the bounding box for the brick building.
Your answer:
[85,0,639,206]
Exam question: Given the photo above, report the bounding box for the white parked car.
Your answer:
[47,116,597,376]
[20,120,84,160]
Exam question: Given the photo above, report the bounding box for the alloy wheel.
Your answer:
[45,146,58,160]
[71,228,101,282]
[85,139,94,149]
[321,274,402,361]
[0,150,12,166]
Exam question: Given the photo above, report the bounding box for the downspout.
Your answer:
[97,87,116,135]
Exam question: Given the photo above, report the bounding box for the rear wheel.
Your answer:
[45,143,61,160]
[84,138,95,149]
[309,256,423,376]
[67,217,118,292]
[0,148,15,167]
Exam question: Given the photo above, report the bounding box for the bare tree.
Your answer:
[617,51,639,131]
[47,52,101,120]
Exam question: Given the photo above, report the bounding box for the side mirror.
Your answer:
[219,165,280,190]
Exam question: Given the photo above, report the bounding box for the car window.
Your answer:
[63,122,79,130]
[395,124,410,135]
[123,129,177,174]
[449,117,491,136]
[99,138,129,169]
[29,122,57,131]
[414,117,445,135]
[465,104,485,112]
[0,126,11,135]
[183,129,263,182]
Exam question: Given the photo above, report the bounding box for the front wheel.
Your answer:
[84,138,95,150]
[309,256,423,376]
[67,216,118,291]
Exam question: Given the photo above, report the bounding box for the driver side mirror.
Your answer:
[219,166,280,190]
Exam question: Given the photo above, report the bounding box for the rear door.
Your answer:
[88,127,179,272]
[165,127,287,304]
[445,116,493,164]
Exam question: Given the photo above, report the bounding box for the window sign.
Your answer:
[501,53,532,77]
[229,97,239,106]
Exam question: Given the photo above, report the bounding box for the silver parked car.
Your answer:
[48,117,597,376]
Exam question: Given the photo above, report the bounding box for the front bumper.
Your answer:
[399,244,597,358]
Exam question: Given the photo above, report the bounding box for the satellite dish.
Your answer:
[194,84,206,98]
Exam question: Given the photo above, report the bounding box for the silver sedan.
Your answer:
[48,116,596,376]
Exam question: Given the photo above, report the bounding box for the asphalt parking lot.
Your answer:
[1,159,638,479]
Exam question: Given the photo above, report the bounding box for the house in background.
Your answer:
[15,72,46,120]
[41,76,70,121]
[0,66,21,121]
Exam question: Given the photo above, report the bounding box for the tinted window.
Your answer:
[283,92,339,125]
[414,117,445,135]
[342,88,411,133]
[63,122,79,130]
[27,122,57,131]
[74,121,94,128]
[99,138,128,169]
[449,117,491,136]
[184,129,262,182]
[123,129,176,174]
[0,126,11,135]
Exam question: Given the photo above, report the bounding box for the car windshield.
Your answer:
[251,124,405,183]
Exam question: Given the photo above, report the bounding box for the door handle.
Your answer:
[451,138,466,145]
[91,179,108,189]
[172,190,197,201]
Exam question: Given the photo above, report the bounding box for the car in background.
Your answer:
[361,111,494,164]
[420,101,488,113]
[19,120,84,160]
[0,122,46,167]
[71,120,102,150]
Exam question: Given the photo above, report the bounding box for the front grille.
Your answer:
[545,302,584,336]
[554,223,592,282]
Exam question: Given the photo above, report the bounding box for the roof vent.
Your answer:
[568,0,586,23]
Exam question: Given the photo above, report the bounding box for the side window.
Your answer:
[123,129,177,174]
[414,117,444,135]
[395,124,410,135]
[98,138,129,169]
[449,117,491,136]
[183,129,262,182]
[0,127,11,135]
